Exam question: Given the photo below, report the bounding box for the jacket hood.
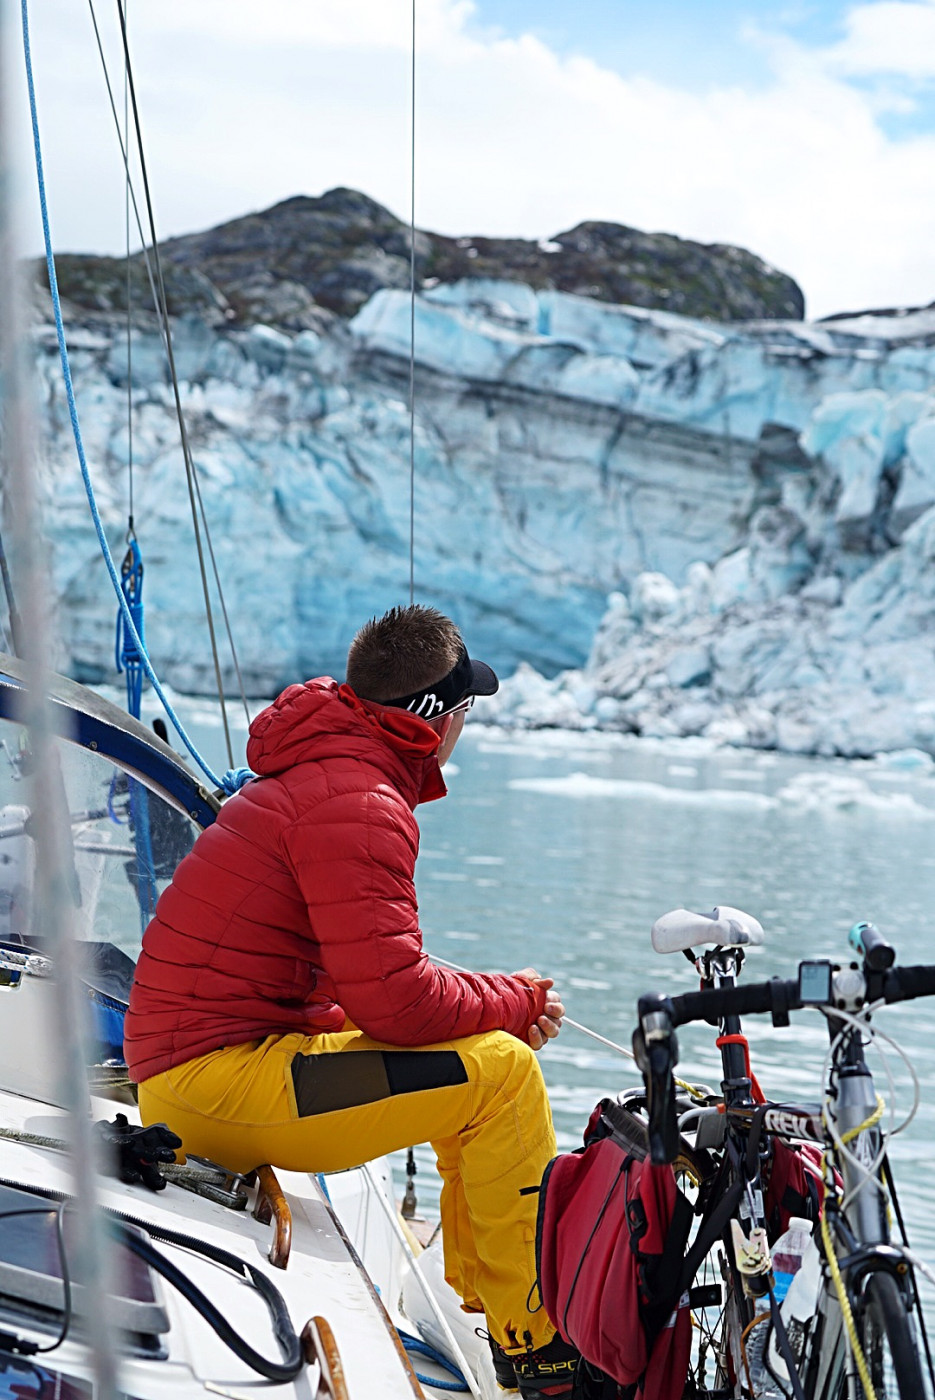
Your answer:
[246,678,447,806]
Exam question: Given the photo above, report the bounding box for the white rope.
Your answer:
[430,951,637,1062]
[360,1162,483,1400]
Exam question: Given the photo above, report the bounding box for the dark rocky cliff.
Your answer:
[40,186,804,328]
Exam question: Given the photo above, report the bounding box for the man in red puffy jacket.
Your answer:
[126,604,578,1398]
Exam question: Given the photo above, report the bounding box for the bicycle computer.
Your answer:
[798,960,832,1005]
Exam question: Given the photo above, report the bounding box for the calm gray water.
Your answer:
[159,700,935,1261]
[416,729,935,1240]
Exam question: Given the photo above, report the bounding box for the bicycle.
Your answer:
[619,906,935,1400]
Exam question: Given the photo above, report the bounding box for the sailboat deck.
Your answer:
[0,1086,424,1399]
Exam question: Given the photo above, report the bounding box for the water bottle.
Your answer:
[766,1225,822,1386]
[770,1216,813,1303]
[746,1219,813,1396]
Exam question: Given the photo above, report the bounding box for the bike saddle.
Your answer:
[651,906,765,954]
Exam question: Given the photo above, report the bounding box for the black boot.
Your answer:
[512,1333,580,1399]
[482,1332,518,1390]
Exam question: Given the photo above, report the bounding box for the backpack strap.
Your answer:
[679,1109,768,1294]
[768,1285,807,1400]
[677,1170,745,1297]
[639,1185,694,1349]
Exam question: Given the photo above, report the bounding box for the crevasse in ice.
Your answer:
[32,280,935,756]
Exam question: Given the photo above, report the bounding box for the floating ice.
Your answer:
[509,774,777,809]
[775,772,935,818]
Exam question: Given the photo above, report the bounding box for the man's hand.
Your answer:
[514,967,565,1051]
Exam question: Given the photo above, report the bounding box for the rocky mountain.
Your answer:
[29,183,935,758]
[38,186,804,328]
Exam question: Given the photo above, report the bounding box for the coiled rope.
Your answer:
[396,1329,468,1392]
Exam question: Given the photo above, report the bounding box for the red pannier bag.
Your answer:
[535,1100,693,1400]
[764,1138,826,1241]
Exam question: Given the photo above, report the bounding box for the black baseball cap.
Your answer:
[385,646,499,720]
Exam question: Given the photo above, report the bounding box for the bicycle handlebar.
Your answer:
[635,961,935,1164]
[848,920,895,972]
[655,962,935,1029]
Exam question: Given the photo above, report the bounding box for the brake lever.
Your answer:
[634,994,680,1165]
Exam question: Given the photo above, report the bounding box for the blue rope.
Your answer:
[21,0,222,791]
[115,538,145,719]
[128,778,159,931]
[395,1329,469,1392]
[220,767,255,795]
[113,538,158,927]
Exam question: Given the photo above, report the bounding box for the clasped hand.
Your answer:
[514,967,565,1051]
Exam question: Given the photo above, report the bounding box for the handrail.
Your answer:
[301,1316,350,1400]
[253,1164,292,1268]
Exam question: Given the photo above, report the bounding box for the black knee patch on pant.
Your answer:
[291,1047,468,1117]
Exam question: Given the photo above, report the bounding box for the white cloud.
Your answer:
[11,0,935,319]
[825,1,935,77]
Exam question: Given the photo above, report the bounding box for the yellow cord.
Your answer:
[820,1208,875,1400]
[674,1074,708,1100]
[838,1093,885,1146]
[819,1094,887,1400]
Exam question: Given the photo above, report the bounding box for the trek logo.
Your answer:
[763,1108,824,1142]
[407,693,445,719]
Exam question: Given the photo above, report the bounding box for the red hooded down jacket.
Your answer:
[124,679,546,1082]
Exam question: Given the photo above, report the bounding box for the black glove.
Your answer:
[95,1113,182,1191]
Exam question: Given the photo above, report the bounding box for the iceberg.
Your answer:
[29,276,935,756]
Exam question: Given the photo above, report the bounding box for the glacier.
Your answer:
[28,278,935,757]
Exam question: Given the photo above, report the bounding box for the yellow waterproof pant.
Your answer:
[138,1026,557,1352]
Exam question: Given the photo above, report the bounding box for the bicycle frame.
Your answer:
[631,924,935,1400]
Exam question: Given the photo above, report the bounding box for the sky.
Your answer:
[9,0,935,320]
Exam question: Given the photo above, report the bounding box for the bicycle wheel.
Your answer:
[672,1158,739,1399]
[682,1240,742,1399]
[855,1269,926,1399]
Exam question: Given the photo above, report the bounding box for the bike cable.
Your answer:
[820,1001,918,1212]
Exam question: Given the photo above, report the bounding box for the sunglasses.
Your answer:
[437,694,475,719]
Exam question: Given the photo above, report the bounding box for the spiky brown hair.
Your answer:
[346,605,463,703]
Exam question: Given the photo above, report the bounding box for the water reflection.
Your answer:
[415,728,935,1266]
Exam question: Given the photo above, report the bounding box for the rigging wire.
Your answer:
[113,0,236,767]
[85,2,163,345]
[408,0,416,605]
[124,40,133,531]
[22,0,223,790]
[91,0,254,764]
[108,16,158,929]
[92,0,253,736]
[111,0,252,733]
[89,1,253,741]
